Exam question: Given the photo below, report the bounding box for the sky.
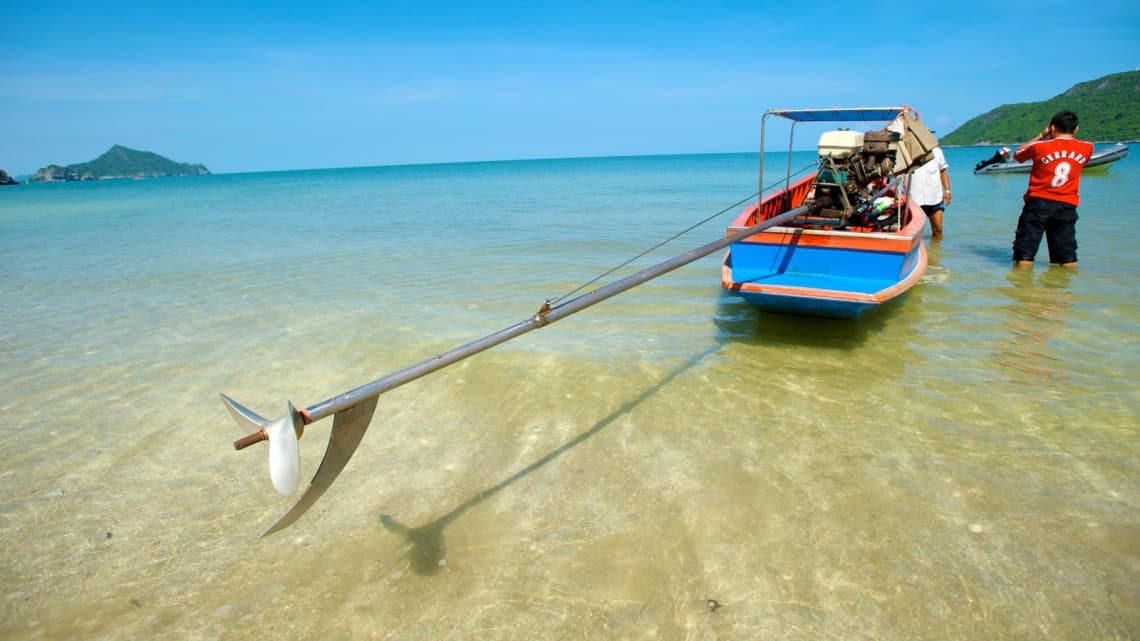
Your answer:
[2,1,1138,175]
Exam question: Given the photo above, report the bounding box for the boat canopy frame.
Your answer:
[758,106,918,208]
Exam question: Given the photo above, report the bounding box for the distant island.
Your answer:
[26,145,210,183]
[941,70,1140,145]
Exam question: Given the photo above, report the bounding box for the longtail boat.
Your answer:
[721,106,937,319]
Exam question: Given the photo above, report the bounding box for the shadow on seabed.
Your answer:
[375,344,722,576]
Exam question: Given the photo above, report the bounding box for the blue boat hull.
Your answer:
[723,241,926,319]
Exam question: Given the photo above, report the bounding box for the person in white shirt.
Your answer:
[907,146,951,239]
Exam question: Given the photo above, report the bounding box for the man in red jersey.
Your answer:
[1006,110,1094,268]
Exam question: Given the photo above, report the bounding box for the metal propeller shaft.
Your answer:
[225,205,805,535]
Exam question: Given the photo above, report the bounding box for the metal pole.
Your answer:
[786,121,797,197]
[303,206,806,424]
[759,112,768,209]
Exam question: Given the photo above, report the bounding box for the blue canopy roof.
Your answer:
[765,107,905,123]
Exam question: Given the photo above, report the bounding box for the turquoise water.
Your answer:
[1,148,1137,640]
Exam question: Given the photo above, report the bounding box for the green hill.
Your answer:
[941,70,1140,145]
[30,145,210,182]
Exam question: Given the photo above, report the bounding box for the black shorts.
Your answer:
[920,203,944,215]
[1012,197,1078,264]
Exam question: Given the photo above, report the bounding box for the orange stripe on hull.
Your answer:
[734,228,921,254]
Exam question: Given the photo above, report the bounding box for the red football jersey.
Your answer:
[1014,138,1095,206]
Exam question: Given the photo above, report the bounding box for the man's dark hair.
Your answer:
[1050,110,1079,134]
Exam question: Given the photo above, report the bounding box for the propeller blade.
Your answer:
[220,393,268,432]
[265,403,303,496]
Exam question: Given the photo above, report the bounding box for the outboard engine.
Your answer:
[810,130,864,219]
[808,128,901,225]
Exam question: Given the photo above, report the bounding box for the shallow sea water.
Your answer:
[1,148,1137,640]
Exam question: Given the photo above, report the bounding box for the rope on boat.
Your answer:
[547,160,818,306]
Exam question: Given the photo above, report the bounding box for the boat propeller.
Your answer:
[222,394,304,496]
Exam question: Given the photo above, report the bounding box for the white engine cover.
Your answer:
[817,130,865,159]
